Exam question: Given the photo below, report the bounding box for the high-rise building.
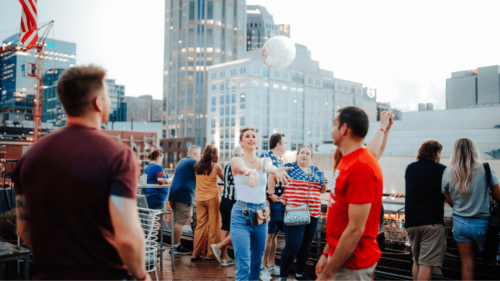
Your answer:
[124,95,162,122]
[162,0,247,162]
[446,65,500,109]
[205,44,367,160]
[0,34,76,123]
[42,68,67,126]
[105,79,127,122]
[418,103,426,111]
[246,5,290,51]
[426,103,433,111]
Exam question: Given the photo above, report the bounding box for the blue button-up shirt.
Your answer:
[260,150,284,197]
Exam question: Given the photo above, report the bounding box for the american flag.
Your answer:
[281,163,323,218]
[19,0,38,50]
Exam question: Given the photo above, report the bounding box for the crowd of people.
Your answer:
[9,65,500,281]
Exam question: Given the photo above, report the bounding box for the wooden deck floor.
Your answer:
[155,251,294,280]
[0,250,295,280]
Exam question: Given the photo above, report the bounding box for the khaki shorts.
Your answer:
[170,202,192,226]
[406,224,446,267]
[332,263,377,281]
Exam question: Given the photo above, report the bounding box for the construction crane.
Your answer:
[0,20,54,141]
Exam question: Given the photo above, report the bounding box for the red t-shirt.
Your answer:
[326,147,383,270]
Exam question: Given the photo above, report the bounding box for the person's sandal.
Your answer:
[191,256,202,262]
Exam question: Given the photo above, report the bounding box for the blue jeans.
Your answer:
[453,215,489,250]
[280,216,320,279]
[230,201,268,281]
[145,194,165,210]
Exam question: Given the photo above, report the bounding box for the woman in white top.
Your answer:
[230,128,291,281]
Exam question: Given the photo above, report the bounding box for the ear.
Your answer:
[341,123,348,137]
[94,95,103,113]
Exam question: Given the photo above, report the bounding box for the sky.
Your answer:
[1,0,499,111]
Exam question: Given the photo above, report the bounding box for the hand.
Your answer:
[270,194,281,203]
[379,110,393,131]
[315,255,328,276]
[243,169,258,187]
[275,167,292,186]
[323,176,329,186]
[386,112,395,130]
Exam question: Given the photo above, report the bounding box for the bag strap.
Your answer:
[484,163,492,188]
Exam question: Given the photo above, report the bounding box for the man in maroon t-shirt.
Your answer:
[12,65,151,280]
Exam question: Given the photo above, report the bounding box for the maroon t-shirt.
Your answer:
[12,126,139,280]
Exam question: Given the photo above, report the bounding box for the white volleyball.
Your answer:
[261,36,296,70]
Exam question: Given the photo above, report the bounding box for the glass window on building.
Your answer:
[254,116,259,127]
[212,118,216,128]
[231,117,235,126]
[215,2,222,22]
[225,116,230,127]
[240,116,245,126]
[225,105,230,116]
[226,6,233,27]
[231,128,235,138]
[231,105,235,115]
[220,128,224,139]
[220,118,224,127]
[207,1,213,19]
[282,118,287,128]
[231,94,236,103]
[220,107,224,116]
[225,128,230,138]
[262,140,269,151]
[220,139,224,150]
[189,1,195,20]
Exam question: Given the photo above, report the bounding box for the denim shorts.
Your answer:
[452,215,489,250]
[146,194,166,210]
[268,201,285,234]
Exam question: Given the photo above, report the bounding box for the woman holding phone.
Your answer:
[269,145,328,281]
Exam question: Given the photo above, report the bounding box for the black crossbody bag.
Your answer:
[482,163,500,264]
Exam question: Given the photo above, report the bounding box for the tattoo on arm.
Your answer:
[16,196,28,221]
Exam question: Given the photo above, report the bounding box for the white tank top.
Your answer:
[233,158,267,204]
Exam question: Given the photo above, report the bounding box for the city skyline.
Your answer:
[1,0,500,111]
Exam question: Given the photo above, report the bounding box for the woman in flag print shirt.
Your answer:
[268,145,328,281]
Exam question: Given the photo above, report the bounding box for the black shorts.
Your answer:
[220,197,236,231]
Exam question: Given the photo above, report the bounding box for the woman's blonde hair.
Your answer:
[445,138,482,194]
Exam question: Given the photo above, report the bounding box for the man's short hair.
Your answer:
[269,133,285,149]
[188,145,201,154]
[417,140,443,162]
[232,145,243,157]
[337,106,369,139]
[57,65,106,117]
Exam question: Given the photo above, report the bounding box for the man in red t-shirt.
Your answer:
[316,106,384,281]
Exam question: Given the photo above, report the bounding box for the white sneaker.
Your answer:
[260,267,272,281]
[210,244,223,264]
[267,264,280,276]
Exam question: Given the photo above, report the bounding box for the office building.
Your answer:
[105,79,127,123]
[0,34,76,122]
[206,44,368,160]
[42,68,67,126]
[418,103,426,111]
[376,102,402,121]
[246,5,290,51]
[446,65,500,109]
[426,103,433,111]
[125,95,162,122]
[163,0,247,164]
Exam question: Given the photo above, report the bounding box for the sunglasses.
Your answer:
[242,209,252,226]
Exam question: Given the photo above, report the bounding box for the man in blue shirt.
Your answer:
[168,145,201,254]
[260,133,287,279]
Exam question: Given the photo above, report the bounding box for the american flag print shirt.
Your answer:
[260,150,285,197]
[281,163,324,218]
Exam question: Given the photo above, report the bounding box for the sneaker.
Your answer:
[210,244,223,264]
[171,244,192,255]
[267,264,280,276]
[259,268,272,281]
[221,258,235,267]
[294,273,313,281]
